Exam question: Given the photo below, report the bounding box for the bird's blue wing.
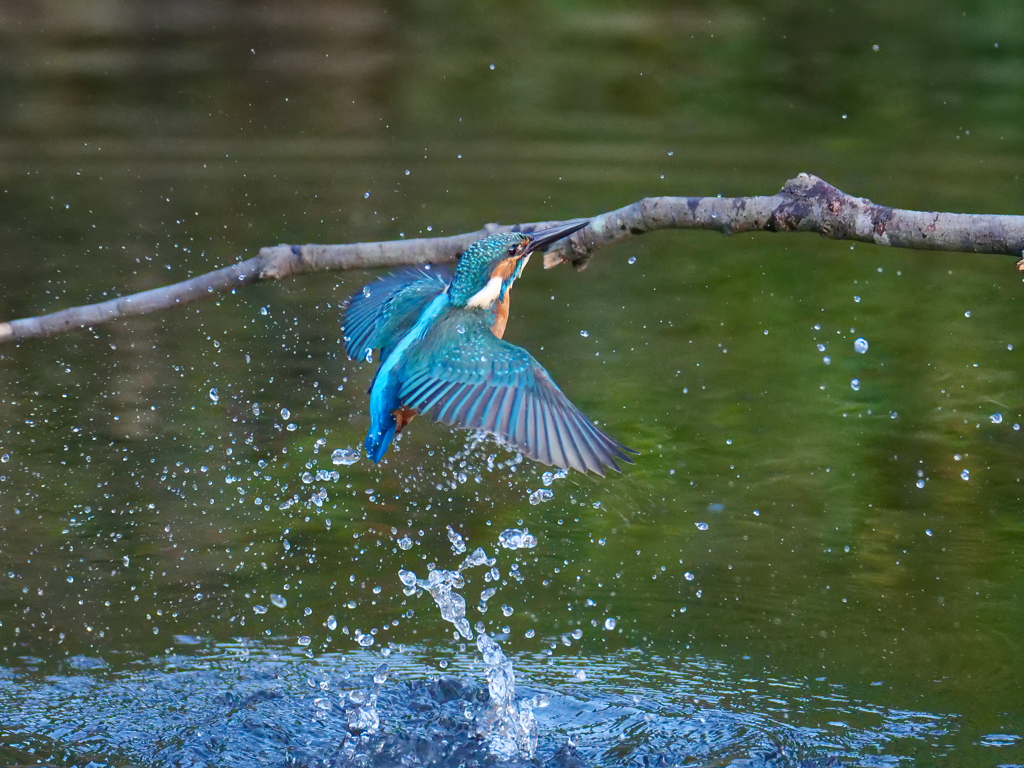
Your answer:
[341,266,451,362]
[399,309,635,475]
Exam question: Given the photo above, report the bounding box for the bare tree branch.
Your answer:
[3,173,1022,345]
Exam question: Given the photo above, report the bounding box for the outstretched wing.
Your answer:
[341,266,451,362]
[399,309,635,475]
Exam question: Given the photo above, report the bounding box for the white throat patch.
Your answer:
[465,275,504,309]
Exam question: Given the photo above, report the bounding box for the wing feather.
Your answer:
[398,309,634,474]
[341,266,451,362]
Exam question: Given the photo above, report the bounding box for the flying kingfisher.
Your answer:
[341,221,635,474]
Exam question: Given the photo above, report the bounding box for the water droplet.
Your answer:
[529,489,554,505]
[853,295,861,303]
[964,310,971,317]
[363,191,370,199]
[298,635,311,647]
[208,387,219,403]
[398,535,413,550]
[122,556,129,567]
[280,408,291,420]
[327,615,338,630]
[498,528,537,550]
[916,479,925,489]
[627,256,637,265]
[0,454,9,463]
[960,469,970,481]
[271,594,287,608]
[695,522,708,531]
[990,413,1003,424]
[455,324,466,334]
[853,338,869,353]
[579,330,589,338]
[254,604,268,614]
[332,448,360,466]
[604,617,616,630]
[851,379,860,391]
[488,63,496,70]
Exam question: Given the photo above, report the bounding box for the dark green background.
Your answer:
[0,1,1022,765]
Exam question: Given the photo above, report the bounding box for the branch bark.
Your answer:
[3,173,1022,345]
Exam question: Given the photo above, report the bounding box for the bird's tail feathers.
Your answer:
[365,421,397,463]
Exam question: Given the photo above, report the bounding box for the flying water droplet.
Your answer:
[271,594,287,608]
[455,323,466,334]
[447,525,467,554]
[579,330,589,337]
[498,529,537,550]
[854,338,869,353]
[990,413,1003,424]
[604,617,617,630]
[332,448,360,466]
[960,469,970,481]
[851,379,860,391]
[208,387,219,403]
[529,489,553,505]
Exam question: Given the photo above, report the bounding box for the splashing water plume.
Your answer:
[398,527,540,760]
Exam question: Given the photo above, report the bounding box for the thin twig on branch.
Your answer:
[2,173,1022,345]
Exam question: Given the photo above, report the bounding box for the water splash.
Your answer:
[475,633,537,760]
[399,567,472,639]
[398,528,542,760]
[346,662,389,735]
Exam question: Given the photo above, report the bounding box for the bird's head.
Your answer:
[448,220,589,308]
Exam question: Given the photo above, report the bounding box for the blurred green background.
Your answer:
[0,1,1022,765]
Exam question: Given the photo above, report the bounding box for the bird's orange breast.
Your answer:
[488,257,518,339]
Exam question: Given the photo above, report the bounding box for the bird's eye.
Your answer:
[507,245,516,256]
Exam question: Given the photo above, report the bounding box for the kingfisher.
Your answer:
[341,221,635,475]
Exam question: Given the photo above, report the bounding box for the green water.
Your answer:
[0,2,1022,765]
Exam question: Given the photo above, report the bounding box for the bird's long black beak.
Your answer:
[523,220,589,255]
